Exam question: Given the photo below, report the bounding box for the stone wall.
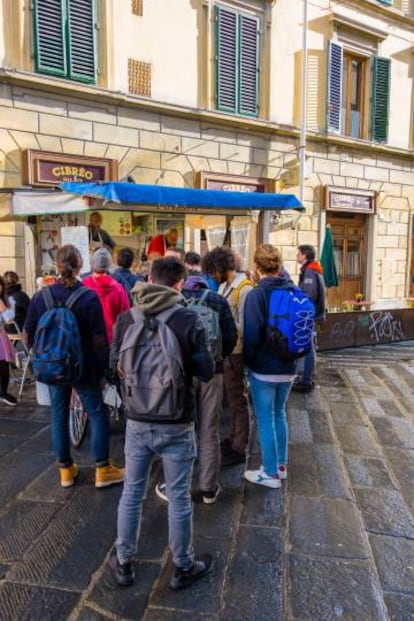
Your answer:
[0,84,413,303]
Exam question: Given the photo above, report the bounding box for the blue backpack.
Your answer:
[266,285,315,361]
[32,287,88,385]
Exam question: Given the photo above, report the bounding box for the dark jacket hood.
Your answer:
[6,283,22,294]
[183,275,208,291]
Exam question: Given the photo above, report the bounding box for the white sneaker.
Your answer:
[244,469,281,489]
[278,465,287,480]
[155,482,169,502]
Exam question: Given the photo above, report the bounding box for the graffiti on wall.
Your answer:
[367,311,405,343]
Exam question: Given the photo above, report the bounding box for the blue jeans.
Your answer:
[49,381,109,466]
[116,420,197,570]
[248,372,292,476]
[302,330,316,385]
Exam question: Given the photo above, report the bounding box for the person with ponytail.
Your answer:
[0,276,17,405]
[24,245,124,489]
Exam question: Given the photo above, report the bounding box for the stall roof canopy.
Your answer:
[60,181,303,211]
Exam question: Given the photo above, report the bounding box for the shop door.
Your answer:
[327,213,366,309]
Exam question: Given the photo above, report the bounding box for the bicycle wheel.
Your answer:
[69,390,88,448]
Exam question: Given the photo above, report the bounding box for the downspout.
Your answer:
[299,0,308,207]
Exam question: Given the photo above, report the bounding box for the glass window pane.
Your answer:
[333,239,344,278]
[346,240,360,277]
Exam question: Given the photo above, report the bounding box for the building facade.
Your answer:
[0,0,413,307]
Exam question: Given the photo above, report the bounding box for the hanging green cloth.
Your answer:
[320,225,339,288]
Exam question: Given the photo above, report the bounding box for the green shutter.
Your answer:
[327,41,343,133]
[371,57,390,143]
[215,6,260,117]
[215,6,238,113]
[33,0,66,77]
[239,14,260,117]
[67,0,97,83]
[33,0,96,84]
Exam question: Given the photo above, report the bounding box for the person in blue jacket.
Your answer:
[243,244,297,489]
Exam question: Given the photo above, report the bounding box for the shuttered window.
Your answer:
[327,41,391,143]
[327,42,343,134]
[215,6,260,117]
[371,57,391,143]
[33,0,97,84]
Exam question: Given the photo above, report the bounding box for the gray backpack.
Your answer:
[118,306,185,421]
[184,291,222,362]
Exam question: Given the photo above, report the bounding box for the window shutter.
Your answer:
[33,0,66,77]
[215,6,238,113]
[327,41,343,133]
[67,0,97,83]
[239,14,260,117]
[371,57,390,143]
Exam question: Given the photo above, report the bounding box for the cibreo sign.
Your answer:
[22,150,118,186]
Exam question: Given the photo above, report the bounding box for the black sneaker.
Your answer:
[110,551,135,587]
[170,554,214,590]
[221,449,246,468]
[292,381,314,394]
[201,484,222,505]
[0,393,17,406]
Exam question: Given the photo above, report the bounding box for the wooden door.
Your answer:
[326,213,366,309]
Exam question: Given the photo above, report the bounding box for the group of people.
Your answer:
[0,235,325,591]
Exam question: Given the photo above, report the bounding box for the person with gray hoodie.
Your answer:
[110,257,215,591]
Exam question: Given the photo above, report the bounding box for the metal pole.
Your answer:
[299,0,308,206]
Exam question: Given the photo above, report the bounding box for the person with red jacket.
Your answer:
[83,248,130,343]
[293,244,326,393]
[147,228,178,261]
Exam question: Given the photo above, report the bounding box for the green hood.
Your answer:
[131,282,180,315]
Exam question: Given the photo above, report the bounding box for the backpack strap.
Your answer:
[41,286,55,311]
[66,287,89,310]
[198,290,210,305]
[233,278,253,306]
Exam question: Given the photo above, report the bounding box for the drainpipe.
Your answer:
[299,0,308,207]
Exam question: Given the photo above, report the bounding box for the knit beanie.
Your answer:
[91,247,112,273]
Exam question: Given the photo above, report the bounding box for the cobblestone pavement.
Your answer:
[0,342,414,620]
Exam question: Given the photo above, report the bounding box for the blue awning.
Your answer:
[60,181,303,211]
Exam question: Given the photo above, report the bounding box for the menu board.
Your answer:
[61,226,91,274]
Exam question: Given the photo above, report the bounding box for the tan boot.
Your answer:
[59,463,79,488]
[95,463,125,489]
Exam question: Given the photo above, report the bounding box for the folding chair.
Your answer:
[7,321,32,399]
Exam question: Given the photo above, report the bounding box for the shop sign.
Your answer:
[195,171,275,194]
[22,150,118,187]
[324,186,376,214]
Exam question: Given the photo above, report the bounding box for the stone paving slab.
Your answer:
[384,593,414,621]
[76,606,112,621]
[371,417,414,449]
[220,525,284,621]
[369,534,414,596]
[0,500,60,561]
[354,488,414,538]
[334,423,381,456]
[0,583,79,621]
[7,486,122,590]
[327,400,366,426]
[384,447,414,507]
[0,449,55,507]
[344,455,397,490]
[148,537,228,615]
[289,444,351,499]
[85,558,161,621]
[288,555,388,621]
[290,496,368,559]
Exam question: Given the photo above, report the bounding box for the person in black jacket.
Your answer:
[110,257,215,591]
[4,271,30,333]
[243,244,297,489]
[23,245,124,490]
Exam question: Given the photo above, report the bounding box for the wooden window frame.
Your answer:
[342,51,368,139]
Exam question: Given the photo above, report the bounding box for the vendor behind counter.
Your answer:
[89,212,116,252]
[147,228,178,260]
